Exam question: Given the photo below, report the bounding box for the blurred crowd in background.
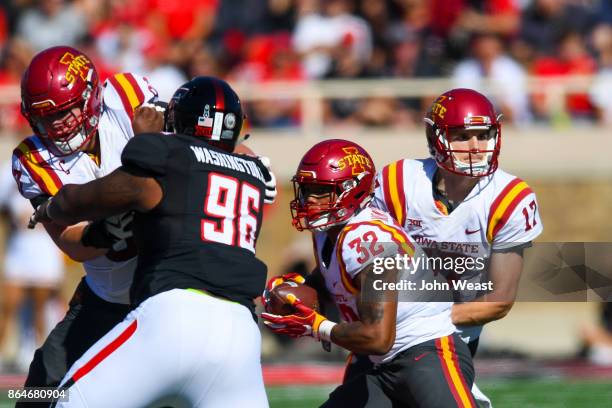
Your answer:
[1,0,612,134]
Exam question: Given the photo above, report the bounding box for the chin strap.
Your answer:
[451,155,490,176]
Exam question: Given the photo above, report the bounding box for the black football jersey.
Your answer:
[121,133,268,314]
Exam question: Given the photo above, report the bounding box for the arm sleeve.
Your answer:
[121,134,169,177]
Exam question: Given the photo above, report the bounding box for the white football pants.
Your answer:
[56,289,268,408]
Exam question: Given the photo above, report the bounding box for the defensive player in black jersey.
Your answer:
[29,77,271,408]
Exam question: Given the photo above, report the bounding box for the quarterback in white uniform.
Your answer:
[373,88,543,407]
[11,45,161,397]
[263,140,476,408]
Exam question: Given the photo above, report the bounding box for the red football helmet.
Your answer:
[424,88,502,177]
[290,139,376,231]
[21,46,102,156]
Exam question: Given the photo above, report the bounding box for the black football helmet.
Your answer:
[165,77,246,152]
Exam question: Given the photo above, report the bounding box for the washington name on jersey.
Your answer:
[12,73,157,304]
[312,206,455,364]
[120,133,268,314]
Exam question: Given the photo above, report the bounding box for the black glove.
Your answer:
[27,197,53,229]
[81,212,134,251]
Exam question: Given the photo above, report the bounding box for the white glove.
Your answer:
[258,156,277,204]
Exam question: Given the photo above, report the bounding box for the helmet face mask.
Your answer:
[290,140,375,232]
[31,105,96,155]
[291,180,346,232]
[21,46,102,156]
[424,89,502,177]
[165,77,246,152]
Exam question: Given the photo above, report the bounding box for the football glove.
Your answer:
[104,212,134,251]
[262,297,336,341]
[261,272,306,312]
[257,156,277,204]
[27,197,53,229]
[81,212,134,251]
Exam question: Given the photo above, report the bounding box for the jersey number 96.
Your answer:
[201,173,260,253]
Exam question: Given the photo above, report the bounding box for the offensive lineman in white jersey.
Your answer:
[373,88,543,407]
[10,45,162,400]
[263,139,476,407]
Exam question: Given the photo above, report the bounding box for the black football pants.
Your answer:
[322,333,476,408]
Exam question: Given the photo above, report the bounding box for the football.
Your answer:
[266,281,319,316]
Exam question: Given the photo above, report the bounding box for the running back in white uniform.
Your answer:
[313,205,455,364]
[373,157,543,341]
[11,73,157,304]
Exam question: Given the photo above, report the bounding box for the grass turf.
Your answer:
[1,379,611,407]
[266,379,612,408]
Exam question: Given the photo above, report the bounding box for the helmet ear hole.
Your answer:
[341,179,357,192]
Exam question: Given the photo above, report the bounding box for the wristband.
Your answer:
[318,319,337,342]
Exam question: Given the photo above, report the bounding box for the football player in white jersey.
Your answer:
[10,45,162,399]
[263,139,476,407]
[373,88,544,407]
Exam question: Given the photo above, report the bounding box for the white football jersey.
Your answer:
[373,158,543,341]
[313,206,455,364]
[12,73,158,304]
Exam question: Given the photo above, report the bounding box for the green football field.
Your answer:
[2,379,611,407]
[266,379,612,408]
